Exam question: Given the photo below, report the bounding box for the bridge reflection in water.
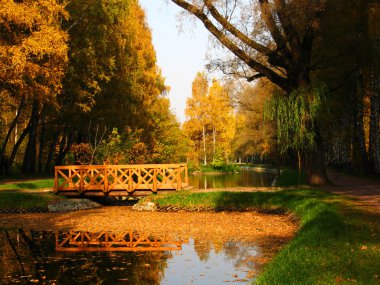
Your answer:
[1,229,259,284]
[56,230,184,252]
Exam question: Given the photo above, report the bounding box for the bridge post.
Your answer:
[177,166,181,190]
[153,168,157,192]
[79,169,84,193]
[103,168,109,193]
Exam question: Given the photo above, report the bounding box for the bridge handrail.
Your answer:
[54,163,188,195]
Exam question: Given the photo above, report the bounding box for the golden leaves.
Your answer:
[0,0,68,101]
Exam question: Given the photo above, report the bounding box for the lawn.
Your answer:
[0,191,60,209]
[0,178,55,190]
[0,177,61,209]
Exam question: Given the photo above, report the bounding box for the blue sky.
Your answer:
[139,0,210,123]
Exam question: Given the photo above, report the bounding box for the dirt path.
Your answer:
[324,170,380,210]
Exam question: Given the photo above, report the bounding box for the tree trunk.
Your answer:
[202,124,207,165]
[55,129,74,166]
[0,96,25,174]
[37,109,46,173]
[22,100,40,174]
[45,129,60,173]
[368,87,380,173]
[352,73,369,173]
[305,124,329,185]
[212,125,216,163]
[4,124,32,173]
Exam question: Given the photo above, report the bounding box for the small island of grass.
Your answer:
[190,163,241,174]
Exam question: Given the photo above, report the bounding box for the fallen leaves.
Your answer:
[0,206,298,268]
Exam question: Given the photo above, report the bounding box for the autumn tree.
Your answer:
[0,0,173,173]
[208,79,235,165]
[184,73,235,166]
[184,72,210,165]
[147,97,190,163]
[170,0,332,184]
[232,79,277,164]
[0,0,68,173]
[44,0,168,170]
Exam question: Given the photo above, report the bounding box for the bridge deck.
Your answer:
[54,164,188,196]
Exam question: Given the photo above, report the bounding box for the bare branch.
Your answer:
[171,0,290,91]
[258,0,286,49]
[204,0,272,55]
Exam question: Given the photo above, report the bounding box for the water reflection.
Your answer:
[189,168,276,189]
[1,229,260,284]
[56,231,183,252]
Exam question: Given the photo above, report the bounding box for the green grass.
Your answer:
[0,178,55,190]
[0,191,61,209]
[276,168,307,186]
[0,177,61,209]
[0,173,52,183]
[146,189,380,284]
[192,164,240,173]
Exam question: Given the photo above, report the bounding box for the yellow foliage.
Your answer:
[0,0,68,101]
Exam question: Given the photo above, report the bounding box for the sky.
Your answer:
[139,0,210,123]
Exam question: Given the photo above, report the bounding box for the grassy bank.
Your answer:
[147,189,380,284]
[190,164,240,173]
[0,191,60,209]
[0,178,55,190]
[0,177,60,209]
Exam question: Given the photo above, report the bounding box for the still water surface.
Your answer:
[1,230,260,284]
[189,168,276,189]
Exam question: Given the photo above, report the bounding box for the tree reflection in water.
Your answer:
[1,229,260,284]
[1,229,175,284]
[189,168,276,189]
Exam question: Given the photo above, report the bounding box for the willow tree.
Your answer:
[265,86,325,183]
[170,0,329,184]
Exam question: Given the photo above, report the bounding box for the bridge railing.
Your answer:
[54,164,188,196]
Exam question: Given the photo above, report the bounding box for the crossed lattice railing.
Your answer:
[54,164,188,196]
[56,230,184,252]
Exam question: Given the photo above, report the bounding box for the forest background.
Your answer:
[0,0,379,185]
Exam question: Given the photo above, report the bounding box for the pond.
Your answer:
[1,229,260,284]
[189,167,276,189]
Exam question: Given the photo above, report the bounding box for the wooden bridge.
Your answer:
[54,164,188,196]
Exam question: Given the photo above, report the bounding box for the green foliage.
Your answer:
[211,147,225,168]
[93,128,148,164]
[148,97,190,163]
[264,86,326,154]
[148,189,380,284]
